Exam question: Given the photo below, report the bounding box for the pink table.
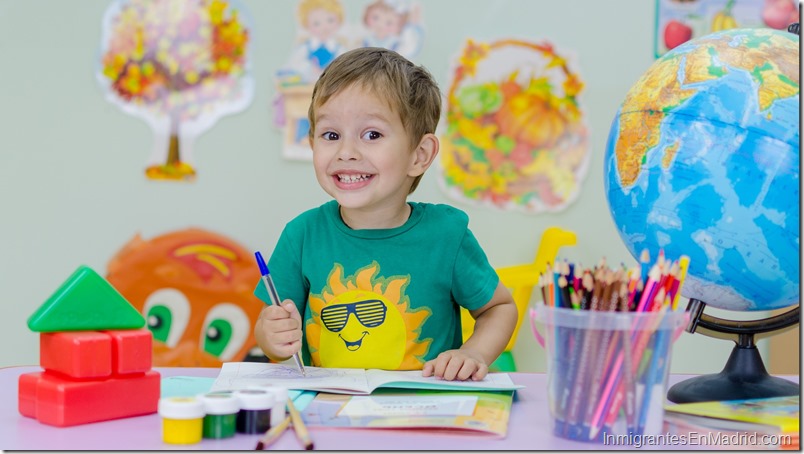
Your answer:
[0,366,795,450]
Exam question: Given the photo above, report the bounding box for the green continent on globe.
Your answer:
[616,28,799,188]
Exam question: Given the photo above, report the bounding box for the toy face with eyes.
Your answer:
[107,229,265,367]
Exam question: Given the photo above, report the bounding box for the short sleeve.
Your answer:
[451,228,499,311]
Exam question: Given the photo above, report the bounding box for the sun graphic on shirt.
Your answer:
[306,262,432,370]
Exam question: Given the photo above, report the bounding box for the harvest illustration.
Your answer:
[439,39,590,213]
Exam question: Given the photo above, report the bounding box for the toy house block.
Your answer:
[106,329,152,375]
[19,370,161,427]
[40,332,112,378]
[18,372,39,418]
[27,265,145,332]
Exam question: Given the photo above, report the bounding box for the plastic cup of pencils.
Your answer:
[529,304,688,443]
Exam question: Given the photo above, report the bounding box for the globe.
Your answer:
[604,28,800,312]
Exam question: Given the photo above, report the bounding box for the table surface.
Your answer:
[1,365,798,450]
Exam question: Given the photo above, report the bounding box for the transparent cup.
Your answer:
[529,305,688,443]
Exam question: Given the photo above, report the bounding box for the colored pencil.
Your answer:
[255,415,291,450]
[287,398,314,450]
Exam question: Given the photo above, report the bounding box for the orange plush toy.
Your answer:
[107,228,268,367]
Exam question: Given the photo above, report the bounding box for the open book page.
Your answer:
[211,362,372,394]
[364,369,521,392]
[211,362,523,395]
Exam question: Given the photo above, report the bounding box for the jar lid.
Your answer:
[158,397,205,419]
[198,392,240,415]
[234,389,275,410]
[246,385,289,404]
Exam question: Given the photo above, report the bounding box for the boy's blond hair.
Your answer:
[308,47,442,194]
[298,0,344,26]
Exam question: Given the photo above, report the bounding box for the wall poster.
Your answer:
[655,0,798,57]
[438,39,591,214]
[98,0,254,181]
[274,0,424,160]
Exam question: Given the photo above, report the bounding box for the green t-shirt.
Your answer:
[255,200,499,370]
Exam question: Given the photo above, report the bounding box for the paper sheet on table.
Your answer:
[339,394,478,417]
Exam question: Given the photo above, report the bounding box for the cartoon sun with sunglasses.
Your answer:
[306,262,431,370]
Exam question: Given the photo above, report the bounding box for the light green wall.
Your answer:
[0,0,767,372]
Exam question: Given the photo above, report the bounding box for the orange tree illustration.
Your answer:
[100,0,250,181]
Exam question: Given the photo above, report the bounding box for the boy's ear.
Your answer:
[409,133,439,177]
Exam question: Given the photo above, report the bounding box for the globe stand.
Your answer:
[667,299,800,404]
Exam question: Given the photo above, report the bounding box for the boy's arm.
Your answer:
[461,282,518,365]
[422,282,517,380]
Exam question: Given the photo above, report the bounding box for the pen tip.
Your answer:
[306,443,314,450]
[255,441,264,450]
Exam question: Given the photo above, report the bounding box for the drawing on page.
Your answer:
[245,364,336,379]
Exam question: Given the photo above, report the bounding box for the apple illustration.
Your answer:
[762,0,798,29]
[664,20,693,50]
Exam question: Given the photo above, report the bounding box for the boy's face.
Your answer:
[311,85,418,216]
[306,8,341,41]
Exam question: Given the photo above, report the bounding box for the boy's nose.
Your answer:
[335,141,360,161]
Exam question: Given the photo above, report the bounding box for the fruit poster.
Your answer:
[274,0,425,160]
[655,0,798,57]
[98,0,254,182]
[438,39,590,214]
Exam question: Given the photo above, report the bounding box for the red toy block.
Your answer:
[18,372,39,418]
[105,329,152,375]
[22,369,161,427]
[40,332,112,378]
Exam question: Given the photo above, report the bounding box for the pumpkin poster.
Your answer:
[274,0,424,160]
[97,0,254,181]
[655,0,798,57]
[438,39,590,213]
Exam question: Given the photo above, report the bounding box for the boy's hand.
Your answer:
[255,299,303,360]
[421,348,489,381]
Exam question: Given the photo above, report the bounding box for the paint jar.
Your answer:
[158,396,205,445]
[248,385,289,428]
[234,389,274,434]
[198,391,240,439]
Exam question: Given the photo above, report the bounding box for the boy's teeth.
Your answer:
[338,174,370,183]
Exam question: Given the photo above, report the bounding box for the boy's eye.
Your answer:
[322,131,339,141]
[362,131,382,140]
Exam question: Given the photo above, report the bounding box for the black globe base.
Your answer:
[667,343,800,403]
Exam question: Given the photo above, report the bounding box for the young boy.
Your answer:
[255,47,517,381]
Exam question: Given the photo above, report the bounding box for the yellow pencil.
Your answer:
[287,397,314,450]
[255,415,291,450]
[671,255,690,310]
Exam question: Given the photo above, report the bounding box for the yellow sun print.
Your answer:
[307,262,431,370]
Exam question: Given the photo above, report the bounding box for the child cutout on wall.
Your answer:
[281,0,347,85]
[255,47,518,381]
[361,0,423,59]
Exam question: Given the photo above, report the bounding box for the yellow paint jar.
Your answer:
[158,396,205,444]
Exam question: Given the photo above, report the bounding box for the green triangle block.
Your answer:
[27,265,145,332]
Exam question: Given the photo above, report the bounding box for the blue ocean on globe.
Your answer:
[605,28,799,311]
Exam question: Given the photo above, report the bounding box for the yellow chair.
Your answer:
[460,226,577,372]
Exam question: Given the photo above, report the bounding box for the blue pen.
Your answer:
[255,251,306,376]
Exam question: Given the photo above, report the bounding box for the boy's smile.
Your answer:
[334,171,374,190]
